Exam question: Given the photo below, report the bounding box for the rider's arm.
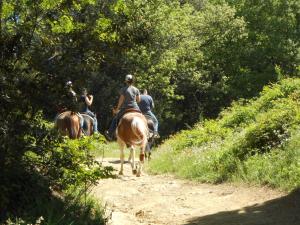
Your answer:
[116,95,125,111]
[136,94,141,103]
[85,95,93,106]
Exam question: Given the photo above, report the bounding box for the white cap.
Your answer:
[125,74,133,81]
[66,81,72,86]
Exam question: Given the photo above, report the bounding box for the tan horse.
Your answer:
[116,111,149,177]
[54,111,81,139]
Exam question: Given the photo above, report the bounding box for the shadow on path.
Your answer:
[108,159,131,164]
[184,189,300,225]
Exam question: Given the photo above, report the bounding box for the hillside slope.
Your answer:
[148,78,300,191]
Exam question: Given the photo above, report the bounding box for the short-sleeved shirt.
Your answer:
[119,85,140,110]
[138,95,154,113]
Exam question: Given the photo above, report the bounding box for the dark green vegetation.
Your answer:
[1,0,299,223]
[148,78,300,191]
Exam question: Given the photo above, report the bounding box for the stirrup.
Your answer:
[104,131,113,141]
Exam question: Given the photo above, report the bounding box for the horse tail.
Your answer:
[131,117,148,145]
[66,115,79,139]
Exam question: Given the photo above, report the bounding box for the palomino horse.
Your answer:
[54,111,82,139]
[116,111,149,177]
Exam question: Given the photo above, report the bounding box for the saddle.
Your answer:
[124,108,142,114]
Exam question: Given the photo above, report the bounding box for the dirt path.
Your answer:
[92,158,300,225]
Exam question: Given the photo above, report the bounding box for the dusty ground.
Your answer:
[92,158,300,225]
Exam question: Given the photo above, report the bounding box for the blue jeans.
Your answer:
[108,109,126,137]
[144,111,158,133]
[83,110,98,133]
[76,113,84,129]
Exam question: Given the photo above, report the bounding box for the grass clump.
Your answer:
[148,78,300,191]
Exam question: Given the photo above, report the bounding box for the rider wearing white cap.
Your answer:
[105,74,141,141]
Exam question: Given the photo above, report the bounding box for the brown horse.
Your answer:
[54,111,82,139]
[116,111,149,177]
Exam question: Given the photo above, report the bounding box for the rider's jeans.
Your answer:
[83,110,98,133]
[144,111,158,133]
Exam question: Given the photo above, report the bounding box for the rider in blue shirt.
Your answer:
[138,89,159,138]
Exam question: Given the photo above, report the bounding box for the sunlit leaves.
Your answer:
[40,0,64,10]
[2,1,14,18]
[111,0,129,14]
[94,17,118,42]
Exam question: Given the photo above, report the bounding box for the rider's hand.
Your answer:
[112,107,119,115]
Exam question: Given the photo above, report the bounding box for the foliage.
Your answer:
[1,0,299,134]
[4,187,106,225]
[0,110,113,222]
[148,78,300,191]
[1,0,299,220]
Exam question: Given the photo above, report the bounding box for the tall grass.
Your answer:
[148,78,300,191]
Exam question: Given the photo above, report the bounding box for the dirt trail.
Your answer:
[92,158,300,225]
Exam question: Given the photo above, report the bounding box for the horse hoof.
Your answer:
[119,171,123,175]
[136,173,141,177]
[132,169,137,175]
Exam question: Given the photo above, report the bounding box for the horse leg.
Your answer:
[137,141,146,177]
[130,146,137,175]
[145,142,151,161]
[77,125,81,138]
[118,140,125,175]
[128,148,132,162]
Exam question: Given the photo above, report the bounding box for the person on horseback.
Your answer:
[80,88,98,133]
[105,74,141,141]
[138,89,160,138]
[65,81,78,112]
[64,81,84,131]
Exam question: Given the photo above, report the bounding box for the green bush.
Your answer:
[0,111,113,223]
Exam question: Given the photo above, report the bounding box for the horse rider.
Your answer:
[105,74,141,141]
[138,89,160,138]
[64,81,84,131]
[80,88,98,133]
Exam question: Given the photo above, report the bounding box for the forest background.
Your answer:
[0,0,299,224]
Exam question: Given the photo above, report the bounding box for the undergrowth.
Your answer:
[148,78,300,191]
